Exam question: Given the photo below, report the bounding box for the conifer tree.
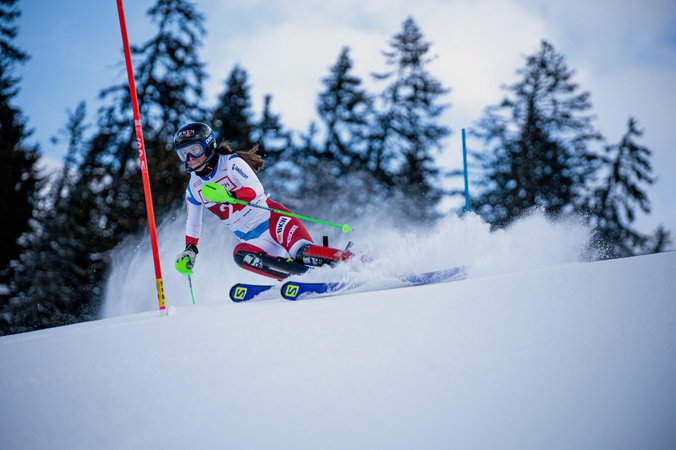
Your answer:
[473,40,601,227]
[0,0,40,287]
[284,122,323,209]
[253,94,290,167]
[305,46,383,216]
[254,94,296,202]
[317,47,373,172]
[1,103,99,335]
[3,0,209,333]
[372,17,451,222]
[94,0,208,236]
[210,68,294,200]
[644,225,671,254]
[212,65,255,151]
[588,117,670,257]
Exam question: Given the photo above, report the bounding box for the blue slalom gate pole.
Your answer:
[462,128,472,212]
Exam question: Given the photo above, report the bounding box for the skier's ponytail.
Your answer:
[216,141,264,173]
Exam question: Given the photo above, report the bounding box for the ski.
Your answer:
[229,283,276,302]
[229,266,467,302]
[280,266,466,301]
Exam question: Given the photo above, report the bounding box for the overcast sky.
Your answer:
[14,0,676,236]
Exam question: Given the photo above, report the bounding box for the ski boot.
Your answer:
[295,241,355,268]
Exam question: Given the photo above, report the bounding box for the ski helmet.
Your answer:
[174,122,217,172]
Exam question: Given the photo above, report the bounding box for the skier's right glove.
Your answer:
[202,181,236,204]
[175,243,198,276]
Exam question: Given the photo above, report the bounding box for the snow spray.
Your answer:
[101,207,596,318]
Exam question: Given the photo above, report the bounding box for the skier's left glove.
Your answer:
[202,181,236,204]
[175,243,198,276]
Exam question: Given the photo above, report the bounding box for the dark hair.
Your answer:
[216,141,264,173]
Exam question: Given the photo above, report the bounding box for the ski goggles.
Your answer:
[176,141,207,162]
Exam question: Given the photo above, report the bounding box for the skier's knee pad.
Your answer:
[233,242,306,280]
[233,243,265,264]
[233,242,268,274]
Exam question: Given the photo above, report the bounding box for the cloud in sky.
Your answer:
[15,0,676,235]
[203,0,549,131]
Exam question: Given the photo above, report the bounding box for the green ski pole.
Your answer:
[235,198,353,232]
[203,182,352,232]
[187,274,196,305]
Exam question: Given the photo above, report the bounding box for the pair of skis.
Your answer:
[228,266,466,302]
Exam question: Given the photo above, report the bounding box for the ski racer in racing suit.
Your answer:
[173,122,353,280]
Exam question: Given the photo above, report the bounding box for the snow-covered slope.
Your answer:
[1,251,675,450]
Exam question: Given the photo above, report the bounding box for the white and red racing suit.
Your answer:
[183,153,314,260]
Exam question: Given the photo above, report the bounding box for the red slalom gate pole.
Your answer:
[116,0,167,312]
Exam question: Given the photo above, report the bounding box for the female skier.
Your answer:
[173,122,353,280]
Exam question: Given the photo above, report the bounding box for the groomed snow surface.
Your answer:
[1,213,675,449]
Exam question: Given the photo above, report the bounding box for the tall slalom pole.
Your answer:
[116,0,167,313]
[461,128,472,213]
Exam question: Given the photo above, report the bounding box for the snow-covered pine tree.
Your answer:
[472,40,601,228]
[212,65,256,151]
[254,94,297,203]
[304,46,381,216]
[253,94,291,167]
[371,17,451,222]
[587,117,670,257]
[210,68,296,201]
[317,47,373,172]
